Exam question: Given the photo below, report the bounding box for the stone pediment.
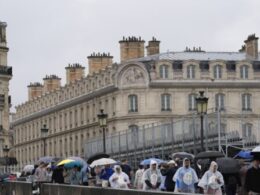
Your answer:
[120,66,147,87]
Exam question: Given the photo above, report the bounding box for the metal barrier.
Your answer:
[85,111,259,167]
[0,181,32,195]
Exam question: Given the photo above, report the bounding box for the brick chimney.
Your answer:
[65,63,85,84]
[43,75,61,94]
[27,82,43,101]
[119,36,145,62]
[146,37,160,56]
[244,34,259,59]
[87,52,113,75]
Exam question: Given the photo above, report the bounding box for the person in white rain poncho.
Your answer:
[134,165,144,189]
[173,158,198,193]
[143,160,162,190]
[109,165,130,189]
[198,161,224,195]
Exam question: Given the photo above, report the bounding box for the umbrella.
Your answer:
[37,156,56,164]
[57,159,75,166]
[68,156,87,167]
[87,153,110,164]
[64,161,83,169]
[140,158,165,166]
[195,151,225,160]
[216,157,240,174]
[90,158,117,168]
[23,165,34,173]
[172,152,194,160]
[234,150,253,159]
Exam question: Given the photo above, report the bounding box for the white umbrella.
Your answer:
[252,145,260,153]
[23,165,34,173]
[90,158,117,168]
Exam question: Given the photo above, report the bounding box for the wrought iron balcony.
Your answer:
[0,65,12,76]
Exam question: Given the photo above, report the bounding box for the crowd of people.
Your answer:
[19,157,260,195]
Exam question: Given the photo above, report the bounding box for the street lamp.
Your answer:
[97,109,108,153]
[195,91,208,152]
[3,145,10,173]
[41,124,48,156]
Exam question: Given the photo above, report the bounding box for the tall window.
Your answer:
[242,94,252,111]
[187,65,195,79]
[242,123,252,137]
[161,94,171,111]
[128,95,138,112]
[160,65,169,79]
[240,65,249,79]
[129,125,139,144]
[215,93,225,111]
[188,94,196,111]
[214,65,222,79]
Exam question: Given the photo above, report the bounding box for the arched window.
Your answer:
[161,94,171,111]
[242,123,252,137]
[159,65,169,79]
[215,93,225,111]
[128,95,138,112]
[240,65,249,79]
[188,94,196,111]
[242,93,252,111]
[187,65,195,79]
[214,65,222,79]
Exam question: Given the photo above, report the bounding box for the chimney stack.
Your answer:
[244,34,259,59]
[87,52,113,75]
[119,36,145,62]
[43,75,61,94]
[65,63,85,84]
[146,37,160,56]
[27,82,43,101]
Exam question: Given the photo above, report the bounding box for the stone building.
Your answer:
[0,21,12,157]
[12,34,260,167]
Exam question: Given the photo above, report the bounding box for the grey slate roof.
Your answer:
[133,52,260,62]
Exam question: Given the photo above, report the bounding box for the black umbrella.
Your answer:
[216,157,240,174]
[195,151,225,160]
[172,152,194,160]
[87,153,110,164]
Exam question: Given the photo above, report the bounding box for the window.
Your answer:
[214,65,222,79]
[242,94,252,111]
[160,65,169,79]
[161,94,171,111]
[188,94,196,111]
[129,125,139,144]
[187,65,195,79]
[128,95,138,112]
[215,93,225,111]
[242,123,252,137]
[240,65,249,79]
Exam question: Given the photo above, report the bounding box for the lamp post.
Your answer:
[97,109,108,153]
[3,145,10,173]
[41,124,49,156]
[195,91,208,152]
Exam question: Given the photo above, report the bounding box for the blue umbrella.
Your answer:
[140,158,165,166]
[64,161,83,169]
[235,150,253,159]
[68,156,87,167]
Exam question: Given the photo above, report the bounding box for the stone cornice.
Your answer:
[11,85,118,126]
[150,80,260,88]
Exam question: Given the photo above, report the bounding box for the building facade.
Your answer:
[12,35,260,167]
[0,21,12,158]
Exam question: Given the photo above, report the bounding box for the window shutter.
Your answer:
[219,66,222,79]
[245,66,249,79]
[167,95,170,110]
[189,95,192,110]
[242,94,245,110]
[165,66,168,79]
[240,67,243,79]
[221,94,224,109]
[134,95,138,112]
[161,95,164,110]
[192,66,195,79]
[214,66,217,79]
[187,66,190,78]
[160,66,163,78]
[247,94,251,110]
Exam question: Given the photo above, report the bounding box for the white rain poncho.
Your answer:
[198,161,224,195]
[143,160,162,190]
[109,165,130,189]
[173,158,198,193]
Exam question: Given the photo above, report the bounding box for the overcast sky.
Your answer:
[0,0,260,111]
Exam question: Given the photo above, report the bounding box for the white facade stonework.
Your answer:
[12,35,260,167]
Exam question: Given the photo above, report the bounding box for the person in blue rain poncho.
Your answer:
[173,158,199,193]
